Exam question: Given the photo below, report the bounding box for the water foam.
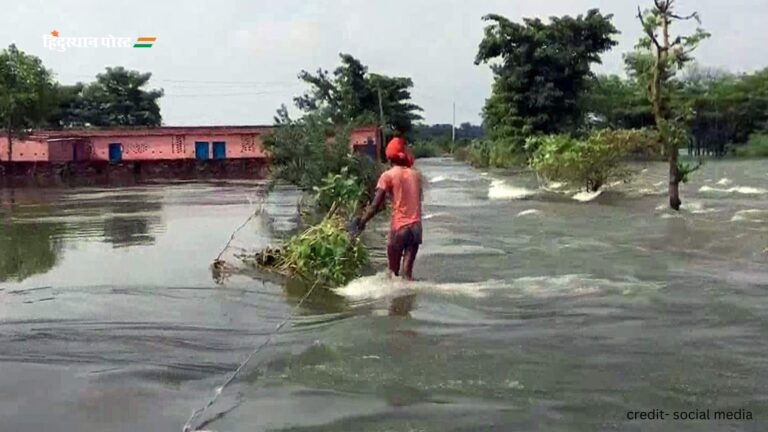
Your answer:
[572,190,603,202]
[684,201,719,214]
[334,272,497,300]
[488,180,536,200]
[423,212,449,221]
[547,182,566,190]
[334,273,661,301]
[716,178,733,186]
[731,209,768,222]
[699,185,767,195]
[516,209,541,217]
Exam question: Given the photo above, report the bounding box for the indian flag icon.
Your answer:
[133,37,156,48]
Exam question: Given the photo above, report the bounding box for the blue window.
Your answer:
[108,143,122,162]
[195,142,210,160]
[212,141,226,160]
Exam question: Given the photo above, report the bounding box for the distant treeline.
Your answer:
[408,123,485,158]
[413,123,485,141]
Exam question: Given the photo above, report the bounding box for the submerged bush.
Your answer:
[313,167,365,213]
[734,134,768,158]
[411,141,441,159]
[455,139,527,168]
[529,129,654,192]
[244,205,370,287]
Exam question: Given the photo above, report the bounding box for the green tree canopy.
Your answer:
[583,74,654,130]
[294,53,422,132]
[52,67,164,128]
[0,44,55,160]
[475,9,619,141]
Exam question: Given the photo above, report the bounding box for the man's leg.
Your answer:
[387,229,405,276]
[401,244,419,280]
[401,223,422,281]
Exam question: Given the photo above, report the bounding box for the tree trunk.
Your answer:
[657,3,682,211]
[668,148,681,210]
[6,120,12,163]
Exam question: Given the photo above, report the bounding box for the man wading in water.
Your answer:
[355,137,423,281]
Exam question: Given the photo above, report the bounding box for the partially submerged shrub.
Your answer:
[313,167,365,213]
[263,113,377,191]
[411,141,440,159]
[530,129,655,192]
[243,205,370,287]
[734,134,768,158]
[460,139,527,168]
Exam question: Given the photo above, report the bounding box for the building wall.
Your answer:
[0,138,50,162]
[1,126,376,163]
[84,133,267,161]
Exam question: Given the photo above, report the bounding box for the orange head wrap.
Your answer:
[385,137,414,167]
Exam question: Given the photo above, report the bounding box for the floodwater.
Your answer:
[1,158,767,431]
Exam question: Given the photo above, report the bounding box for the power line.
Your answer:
[56,71,298,87]
[163,90,299,98]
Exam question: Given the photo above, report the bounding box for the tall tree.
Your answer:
[475,9,618,146]
[635,0,710,210]
[0,44,55,162]
[80,66,163,127]
[46,82,88,128]
[294,53,422,132]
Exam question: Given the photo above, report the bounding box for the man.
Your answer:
[356,137,422,280]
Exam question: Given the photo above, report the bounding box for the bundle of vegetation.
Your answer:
[245,201,370,287]
[529,129,658,192]
[250,127,377,287]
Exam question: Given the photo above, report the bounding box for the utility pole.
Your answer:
[452,102,456,147]
[377,87,385,129]
[377,88,385,161]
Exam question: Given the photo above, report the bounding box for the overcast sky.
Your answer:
[3,0,767,126]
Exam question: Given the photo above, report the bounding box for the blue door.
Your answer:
[212,141,226,160]
[108,143,122,162]
[366,138,376,159]
[195,142,209,160]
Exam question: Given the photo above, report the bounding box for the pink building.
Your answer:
[0,125,382,163]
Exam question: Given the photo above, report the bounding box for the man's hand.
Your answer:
[358,188,386,233]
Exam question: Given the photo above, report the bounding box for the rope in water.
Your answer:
[184,192,321,432]
[214,199,265,263]
[182,277,321,432]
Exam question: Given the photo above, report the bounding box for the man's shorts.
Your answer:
[388,222,423,250]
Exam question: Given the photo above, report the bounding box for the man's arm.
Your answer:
[358,188,387,231]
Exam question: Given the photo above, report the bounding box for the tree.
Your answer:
[635,0,710,210]
[294,53,422,132]
[475,9,618,147]
[80,66,163,127]
[583,74,654,130]
[46,82,88,128]
[681,66,768,156]
[0,44,55,162]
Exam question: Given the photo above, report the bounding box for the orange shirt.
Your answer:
[376,166,422,231]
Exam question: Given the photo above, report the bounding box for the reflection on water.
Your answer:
[0,221,64,282]
[1,161,767,432]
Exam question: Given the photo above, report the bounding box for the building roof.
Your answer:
[30,124,380,140]
[33,125,275,139]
